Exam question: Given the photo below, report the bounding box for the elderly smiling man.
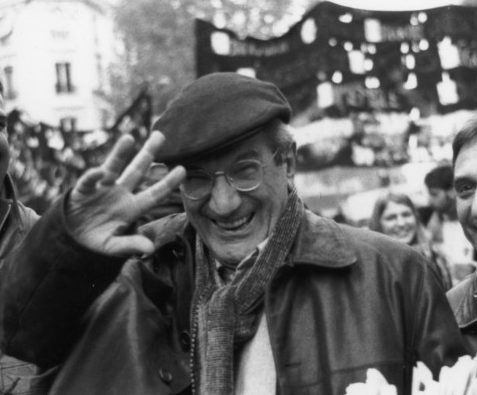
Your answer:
[0,73,468,395]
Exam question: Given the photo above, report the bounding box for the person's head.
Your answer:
[452,116,477,248]
[424,165,455,214]
[369,192,423,245]
[153,72,294,264]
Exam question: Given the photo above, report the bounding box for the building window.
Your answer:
[59,116,76,132]
[55,62,74,93]
[3,66,16,99]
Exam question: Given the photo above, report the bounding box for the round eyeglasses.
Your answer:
[180,150,280,201]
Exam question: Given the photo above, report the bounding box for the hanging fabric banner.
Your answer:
[195,1,477,116]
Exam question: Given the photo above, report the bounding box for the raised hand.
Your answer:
[66,131,186,257]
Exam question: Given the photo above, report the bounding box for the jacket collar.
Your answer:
[139,209,357,269]
[289,209,357,268]
[450,274,477,330]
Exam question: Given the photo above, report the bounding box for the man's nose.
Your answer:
[207,175,241,215]
[391,215,403,226]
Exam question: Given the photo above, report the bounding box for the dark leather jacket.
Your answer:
[447,273,477,353]
[0,200,468,395]
[0,175,40,395]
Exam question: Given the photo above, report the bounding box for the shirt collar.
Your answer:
[215,238,269,284]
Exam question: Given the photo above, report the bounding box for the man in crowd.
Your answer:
[423,164,456,234]
[423,164,475,283]
[0,73,468,395]
[0,73,40,394]
[447,117,477,353]
[0,78,38,268]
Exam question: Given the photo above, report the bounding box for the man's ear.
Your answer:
[284,142,297,179]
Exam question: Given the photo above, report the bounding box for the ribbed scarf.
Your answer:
[191,187,304,395]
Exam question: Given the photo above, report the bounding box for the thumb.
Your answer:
[105,235,155,257]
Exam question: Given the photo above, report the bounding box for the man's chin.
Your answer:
[209,242,256,265]
[206,225,268,263]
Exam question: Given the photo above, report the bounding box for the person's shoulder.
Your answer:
[304,210,411,248]
[294,212,435,296]
[302,210,420,264]
[339,219,417,255]
[337,223,439,288]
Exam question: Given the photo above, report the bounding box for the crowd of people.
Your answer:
[0,72,477,395]
[5,90,152,214]
[329,162,475,291]
[296,115,455,172]
[362,164,474,290]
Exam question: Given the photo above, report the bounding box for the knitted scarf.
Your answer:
[191,186,304,395]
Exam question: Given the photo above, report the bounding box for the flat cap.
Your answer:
[152,72,291,164]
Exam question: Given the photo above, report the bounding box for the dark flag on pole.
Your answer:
[108,87,153,144]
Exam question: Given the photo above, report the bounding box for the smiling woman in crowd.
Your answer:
[369,192,453,290]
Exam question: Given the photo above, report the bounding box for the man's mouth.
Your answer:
[213,213,255,231]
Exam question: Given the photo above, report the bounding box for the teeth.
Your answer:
[215,215,250,230]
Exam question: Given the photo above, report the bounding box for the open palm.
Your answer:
[66,131,185,256]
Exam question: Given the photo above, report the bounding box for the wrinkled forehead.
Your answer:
[454,138,477,178]
[456,135,477,163]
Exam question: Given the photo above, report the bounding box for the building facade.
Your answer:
[0,0,116,131]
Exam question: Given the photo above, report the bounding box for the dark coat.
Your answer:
[447,273,477,353]
[0,199,469,395]
[0,175,40,395]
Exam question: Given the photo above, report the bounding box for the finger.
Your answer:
[101,134,136,180]
[135,166,186,213]
[105,234,155,257]
[134,163,169,192]
[117,131,165,190]
[73,168,106,196]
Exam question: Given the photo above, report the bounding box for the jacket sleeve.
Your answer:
[410,250,471,376]
[0,194,126,369]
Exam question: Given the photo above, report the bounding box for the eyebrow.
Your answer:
[234,150,261,161]
[454,176,475,187]
[185,149,261,170]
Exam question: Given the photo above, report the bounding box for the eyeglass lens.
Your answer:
[182,159,263,199]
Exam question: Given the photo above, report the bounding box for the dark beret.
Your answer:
[152,72,291,164]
